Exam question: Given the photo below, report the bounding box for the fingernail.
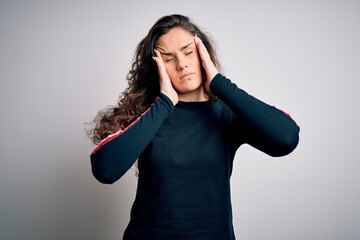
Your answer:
[195,34,201,42]
[153,49,157,54]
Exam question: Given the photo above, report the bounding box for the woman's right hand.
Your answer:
[153,49,179,105]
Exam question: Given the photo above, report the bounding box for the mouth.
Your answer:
[180,72,195,80]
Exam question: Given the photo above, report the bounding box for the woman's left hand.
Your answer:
[194,35,219,91]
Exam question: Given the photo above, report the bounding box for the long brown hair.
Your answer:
[88,14,221,144]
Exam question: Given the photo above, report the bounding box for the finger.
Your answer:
[153,49,165,71]
[194,35,218,81]
[152,49,160,64]
[194,35,211,64]
[158,50,168,68]
[194,35,203,57]
[153,49,170,79]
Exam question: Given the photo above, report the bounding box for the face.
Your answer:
[156,27,206,101]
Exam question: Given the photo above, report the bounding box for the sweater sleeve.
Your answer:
[90,93,174,184]
[210,73,300,157]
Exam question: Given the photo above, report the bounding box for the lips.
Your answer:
[180,72,195,79]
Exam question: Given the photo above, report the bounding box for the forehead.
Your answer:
[157,28,194,50]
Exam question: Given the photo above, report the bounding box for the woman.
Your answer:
[89,14,299,240]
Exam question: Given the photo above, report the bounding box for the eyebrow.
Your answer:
[159,42,194,56]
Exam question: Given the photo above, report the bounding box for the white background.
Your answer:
[1,0,359,239]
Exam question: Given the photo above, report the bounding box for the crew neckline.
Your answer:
[176,100,216,109]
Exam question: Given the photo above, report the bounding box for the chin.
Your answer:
[176,84,203,94]
[172,75,203,91]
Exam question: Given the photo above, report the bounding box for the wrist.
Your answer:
[206,70,219,90]
[208,70,219,82]
[160,90,178,106]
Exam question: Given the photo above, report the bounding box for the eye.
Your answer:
[165,57,175,62]
[185,51,193,56]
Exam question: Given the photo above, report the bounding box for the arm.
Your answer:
[91,44,179,184]
[90,93,174,184]
[194,35,299,157]
[210,74,300,157]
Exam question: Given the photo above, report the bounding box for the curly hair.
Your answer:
[88,14,222,144]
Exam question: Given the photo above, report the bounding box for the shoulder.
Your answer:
[206,99,234,124]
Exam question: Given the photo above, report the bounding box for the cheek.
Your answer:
[164,64,177,79]
[191,54,202,69]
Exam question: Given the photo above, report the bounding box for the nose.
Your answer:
[176,56,187,71]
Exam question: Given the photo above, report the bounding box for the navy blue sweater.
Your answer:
[90,74,299,239]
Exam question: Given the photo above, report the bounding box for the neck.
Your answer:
[178,88,209,102]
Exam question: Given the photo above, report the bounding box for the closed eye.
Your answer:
[165,57,175,62]
[185,51,193,56]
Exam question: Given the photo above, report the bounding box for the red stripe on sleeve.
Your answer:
[91,99,156,155]
[273,105,299,128]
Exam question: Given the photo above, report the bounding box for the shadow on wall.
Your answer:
[49,146,137,240]
[2,140,137,240]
